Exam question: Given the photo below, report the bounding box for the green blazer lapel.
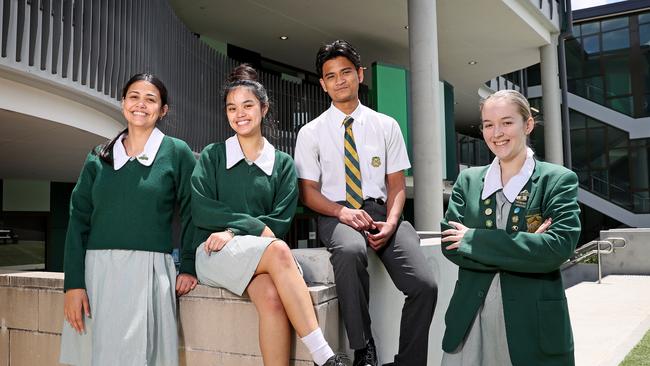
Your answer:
[477,167,498,230]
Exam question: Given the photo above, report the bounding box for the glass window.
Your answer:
[587,115,602,129]
[584,57,601,77]
[566,42,584,77]
[581,22,600,36]
[639,12,650,25]
[572,25,581,37]
[589,127,607,157]
[608,96,634,115]
[591,169,609,196]
[609,148,631,209]
[631,139,646,147]
[576,170,589,187]
[630,146,650,191]
[640,24,650,47]
[643,54,650,92]
[604,57,631,96]
[602,29,630,52]
[601,17,628,32]
[571,129,587,169]
[585,76,605,104]
[608,125,628,148]
[645,94,650,115]
[570,110,586,130]
[634,191,650,213]
[582,35,600,54]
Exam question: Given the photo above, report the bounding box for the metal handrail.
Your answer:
[562,237,627,283]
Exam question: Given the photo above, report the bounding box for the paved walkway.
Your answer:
[568,275,650,366]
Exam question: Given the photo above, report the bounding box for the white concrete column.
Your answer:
[540,35,564,164]
[408,0,443,231]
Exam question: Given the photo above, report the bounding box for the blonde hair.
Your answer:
[480,89,533,122]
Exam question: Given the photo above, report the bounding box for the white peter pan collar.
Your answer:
[225,135,276,176]
[113,127,165,170]
[327,102,365,128]
[481,147,536,203]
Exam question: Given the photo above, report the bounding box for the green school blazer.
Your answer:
[441,160,580,366]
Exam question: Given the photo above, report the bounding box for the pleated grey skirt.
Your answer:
[59,250,178,366]
[195,235,278,296]
[441,272,513,366]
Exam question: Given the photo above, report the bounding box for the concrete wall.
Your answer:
[366,238,456,366]
[0,241,456,366]
[0,272,338,366]
[601,228,650,276]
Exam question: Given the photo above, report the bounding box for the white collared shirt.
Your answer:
[294,102,410,202]
[113,127,165,170]
[225,135,276,176]
[481,147,536,202]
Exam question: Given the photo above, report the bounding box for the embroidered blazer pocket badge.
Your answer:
[526,213,543,233]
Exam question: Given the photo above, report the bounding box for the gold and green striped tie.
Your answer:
[343,116,363,208]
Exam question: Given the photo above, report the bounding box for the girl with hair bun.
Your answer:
[191,64,347,366]
[60,73,198,366]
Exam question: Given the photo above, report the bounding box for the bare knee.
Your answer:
[253,282,286,316]
[265,241,295,271]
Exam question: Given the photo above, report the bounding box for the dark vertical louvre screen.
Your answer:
[0,0,371,154]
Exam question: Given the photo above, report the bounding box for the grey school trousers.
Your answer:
[318,200,437,366]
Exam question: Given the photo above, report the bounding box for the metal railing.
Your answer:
[561,237,627,283]
[0,0,365,155]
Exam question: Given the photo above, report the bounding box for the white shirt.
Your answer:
[481,147,536,202]
[225,135,276,176]
[294,102,411,202]
[113,127,165,170]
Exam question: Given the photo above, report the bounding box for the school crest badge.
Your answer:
[371,156,381,167]
[526,213,543,233]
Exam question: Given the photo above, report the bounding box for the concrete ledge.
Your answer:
[0,269,340,366]
[178,283,339,363]
[9,330,62,366]
[293,248,335,285]
[0,328,8,366]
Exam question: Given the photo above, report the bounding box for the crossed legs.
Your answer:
[246,240,321,366]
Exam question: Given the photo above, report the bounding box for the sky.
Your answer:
[572,0,629,10]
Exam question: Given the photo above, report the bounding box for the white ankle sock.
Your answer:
[301,328,335,366]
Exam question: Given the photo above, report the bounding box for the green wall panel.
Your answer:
[372,63,410,174]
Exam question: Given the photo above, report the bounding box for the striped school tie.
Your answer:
[343,116,363,209]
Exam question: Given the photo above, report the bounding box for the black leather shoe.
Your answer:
[320,353,351,366]
[353,338,377,366]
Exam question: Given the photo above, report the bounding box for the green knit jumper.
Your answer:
[63,136,196,290]
[191,142,298,246]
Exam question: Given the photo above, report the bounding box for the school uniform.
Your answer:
[441,148,581,366]
[294,102,436,365]
[60,128,196,366]
[191,136,298,296]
